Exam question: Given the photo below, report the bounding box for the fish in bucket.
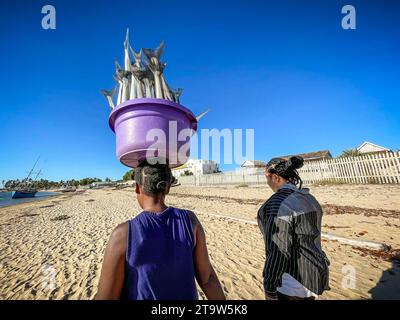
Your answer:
[103,29,208,168]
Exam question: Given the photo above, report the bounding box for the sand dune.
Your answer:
[0,184,399,300]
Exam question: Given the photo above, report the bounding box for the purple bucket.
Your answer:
[109,98,197,168]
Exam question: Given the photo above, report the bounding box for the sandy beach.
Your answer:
[0,184,399,300]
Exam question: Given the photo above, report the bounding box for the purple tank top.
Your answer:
[122,207,198,300]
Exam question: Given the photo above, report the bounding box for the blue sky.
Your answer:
[0,0,399,182]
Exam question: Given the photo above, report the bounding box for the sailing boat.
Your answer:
[11,157,41,199]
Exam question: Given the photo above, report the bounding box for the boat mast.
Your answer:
[33,169,42,181]
[17,156,41,190]
[24,156,41,182]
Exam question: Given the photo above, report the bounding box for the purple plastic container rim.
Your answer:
[108,98,198,133]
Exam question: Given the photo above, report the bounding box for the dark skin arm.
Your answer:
[94,222,128,300]
[95,211,226,300]
[189,213,226,300]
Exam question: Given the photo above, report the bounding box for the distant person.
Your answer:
[95,161,225,300]
[257,156,330,300]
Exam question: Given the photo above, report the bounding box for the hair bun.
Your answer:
[156,181,168,192]
[287,156,304,170]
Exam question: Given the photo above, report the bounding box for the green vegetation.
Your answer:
[123,169,134,181]
[338,149,384,158]
[338,149,362,158]
[181,170,194,176]
[78,178,102,186]
[3,177,102,190]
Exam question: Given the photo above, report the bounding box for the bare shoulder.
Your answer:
[185,211,206,246]
[186,210,201,229]
[112,221,129,239]
[108,222,129,254]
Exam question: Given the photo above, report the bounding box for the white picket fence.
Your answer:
[177,152,400,186]
[298,151,400,184]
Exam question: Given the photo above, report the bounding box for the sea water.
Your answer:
[0,191,59,208]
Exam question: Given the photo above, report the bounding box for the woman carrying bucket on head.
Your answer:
[95,161,225,300]
[257,156,330,300]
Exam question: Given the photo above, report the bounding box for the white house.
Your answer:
[172,159,219,177]
[237,160,266,175]
[357,141,391,154]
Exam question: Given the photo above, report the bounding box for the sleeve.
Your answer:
[263,208,293,295]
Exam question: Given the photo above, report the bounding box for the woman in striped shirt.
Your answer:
[257,156,330,300]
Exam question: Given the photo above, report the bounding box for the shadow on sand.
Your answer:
[369,258,400,299]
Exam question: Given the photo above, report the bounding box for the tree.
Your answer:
[3,176,105,190]
[123,169,134,181]
[79,178,101,186]
[182,170,194,176]
[5,179,21,190]
[338,149,361,158]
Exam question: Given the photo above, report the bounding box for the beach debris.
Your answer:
[323,224,350,230]
[51,215,71,221]
[321,232,390,251]
[40,204,55,208]
[353,247,399,262]
[190,209,392,252]
[322,203,400,219]
[20,213,39,218]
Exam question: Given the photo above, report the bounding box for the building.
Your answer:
[275,150,333,162]
[237,160,266,175]
[357,141,391,154]
[172,159,219,177]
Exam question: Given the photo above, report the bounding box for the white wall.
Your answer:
[172,159,219,177]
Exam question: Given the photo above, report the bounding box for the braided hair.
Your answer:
[132,161,173,195]
[266,156,304,188]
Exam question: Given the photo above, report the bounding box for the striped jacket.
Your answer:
[257,183,330,296]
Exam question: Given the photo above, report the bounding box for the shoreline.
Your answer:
[0,190,85,211]
[0,185,399,300]
[0,191,60,209]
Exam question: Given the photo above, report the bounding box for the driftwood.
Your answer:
[195,211,390,251]
[321,232,390,251]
